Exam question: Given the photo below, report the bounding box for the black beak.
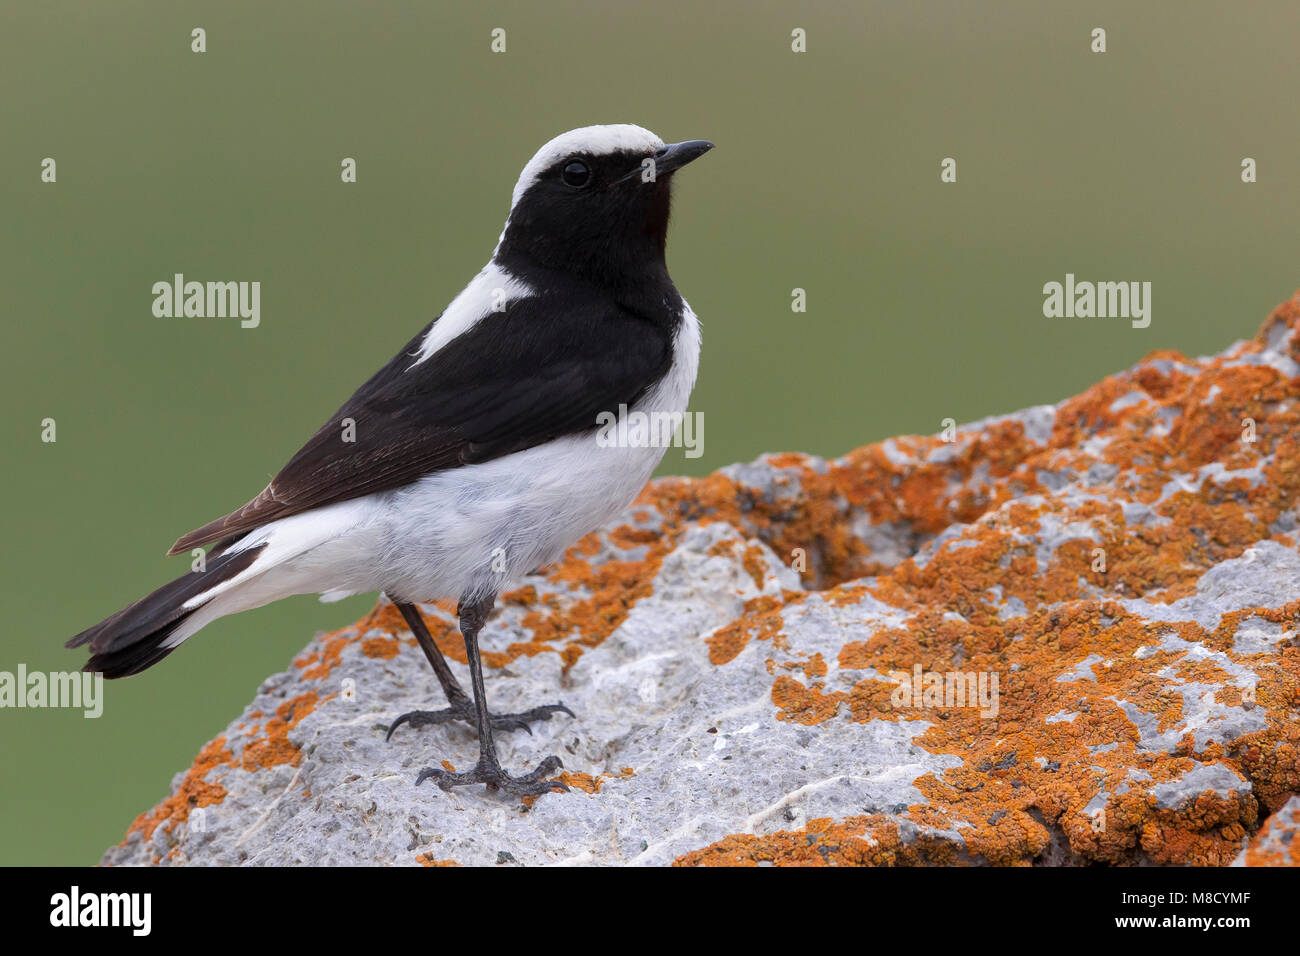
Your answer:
[615,139,715,185]
[652,139,714,175]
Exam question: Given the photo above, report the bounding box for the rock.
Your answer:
[1234,795,1300,866]
[103,293,1300,867]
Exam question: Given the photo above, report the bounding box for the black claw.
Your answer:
[385,717,405,743]
[386,702,574,741]
[529,703,576,721]
[414,766,440,787]
[415,756,568,797]
[384,710,414,742]
[529,755,565,779]
[385,707,460,742]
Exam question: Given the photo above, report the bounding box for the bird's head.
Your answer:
[495,124,713,286]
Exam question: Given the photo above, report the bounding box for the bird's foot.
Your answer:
[416,755,568,797]
[385,701,574,741]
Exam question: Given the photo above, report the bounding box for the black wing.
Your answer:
[169,297,672,553]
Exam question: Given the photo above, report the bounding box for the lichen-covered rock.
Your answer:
[104,293,1300,866]
[1234,794,1300,866]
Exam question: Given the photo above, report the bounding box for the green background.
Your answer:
[3,1,1298,864]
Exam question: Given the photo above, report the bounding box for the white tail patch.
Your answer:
[179,499,374,613]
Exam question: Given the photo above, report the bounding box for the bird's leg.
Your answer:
[395,600,471,708]
[414,594,568,797]
[385,599,573,740]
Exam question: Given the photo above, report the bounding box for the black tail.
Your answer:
[67,544,266,678]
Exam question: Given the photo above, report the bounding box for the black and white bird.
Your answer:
[67,124,712,796]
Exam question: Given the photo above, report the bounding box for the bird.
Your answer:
[66,124,713,797]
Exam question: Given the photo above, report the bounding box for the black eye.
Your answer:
[562,160,590,188]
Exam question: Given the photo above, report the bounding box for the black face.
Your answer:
[495,141,712,289]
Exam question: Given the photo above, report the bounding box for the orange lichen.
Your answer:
[707,538,737,558]
[522,769,629,808]
[609,524,660,549]
[241,692,322,771]
[361,636,401,659]
[674,815,958,867]
[742,543,769,590]
[502,586,538,606]
[802,653,827,679]
[298,634,350,681]
[558,771,603,793]
[514,548,669,672]
[125,736,233,842]
[772,674,847,725]
[356,601,409,634]
[707,595,785,665]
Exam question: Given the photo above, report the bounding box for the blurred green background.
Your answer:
[3,0,1298,864]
